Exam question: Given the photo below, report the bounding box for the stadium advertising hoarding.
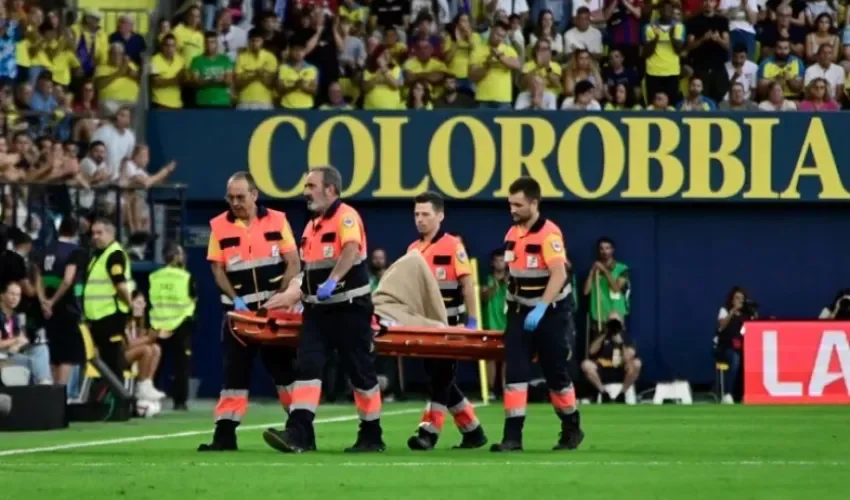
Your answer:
[744,321,850,404]
[152,111,850,201]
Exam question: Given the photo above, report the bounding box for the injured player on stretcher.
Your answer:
[265,249,466,334]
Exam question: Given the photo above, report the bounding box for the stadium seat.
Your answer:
[0,365,30,386]
[652,380,693,405]
[595,382,637,404]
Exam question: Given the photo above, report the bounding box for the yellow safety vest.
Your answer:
[148,266,195,331]
[83,241,133,321]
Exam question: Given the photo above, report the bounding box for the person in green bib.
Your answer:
[583,237,630,339]
[83,218,139,396]
[481,249,508,399]
[189,31,235,107]
[149,242,197,411]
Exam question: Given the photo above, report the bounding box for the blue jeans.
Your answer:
[203,4,217,31]
[8,344,52,384]
[478,101,512,110]
[722,349,741,395]
[730,30,756,61]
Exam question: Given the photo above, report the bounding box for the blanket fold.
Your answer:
[372,250,447,328]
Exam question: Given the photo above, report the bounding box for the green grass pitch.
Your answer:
[1,402,847,499]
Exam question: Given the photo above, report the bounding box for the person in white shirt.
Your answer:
[564,7,603,59]
[528,10,565,60]
[74,141,111,211]
[803,44,845,100]
[489,0,530,25]
[90,107,137,216]
[724,44,759,100]
[719,0,759,60]
[217,8,247,61]
[561,79,602,109]
[572,0,606,28]
[758,81,798,110]
[121,145,177,234]
[515,75,557,109]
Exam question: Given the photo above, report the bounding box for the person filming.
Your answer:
[581,312,641,403]
[714,286,757,404]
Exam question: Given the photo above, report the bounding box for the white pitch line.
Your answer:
[0,460,847,468]
[0,408,423,457]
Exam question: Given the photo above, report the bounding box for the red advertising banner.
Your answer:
[744,321,850,404]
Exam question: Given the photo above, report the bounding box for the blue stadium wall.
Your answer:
[148,110,850,398]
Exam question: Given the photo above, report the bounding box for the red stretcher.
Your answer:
[227,310,504,361]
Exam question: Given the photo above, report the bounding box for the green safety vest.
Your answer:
[589,261,630,321]
[83,241,133,321]
[148,266,195,331]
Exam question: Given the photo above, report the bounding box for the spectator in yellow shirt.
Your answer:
[642,0,686,106]
[362,45,403,109]
[151,34,185,109]
[278,39,318,109]
[443,13,482,94]
[37,25,82,89]
[522,39,562,94]
[403,39,447,100]
[172,6,204,68]
[469,21,521,109]
[234,29,278,109]
[94,43,140,116]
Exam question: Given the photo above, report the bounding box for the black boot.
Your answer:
[407,427,438,451]
[198,420,238,451]
[553,412,584,451]
[489,440,523,452]
[453,426,488,449]
[345,421,386,453]
[262,427,315,453]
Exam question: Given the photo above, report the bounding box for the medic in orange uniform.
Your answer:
[490,177,585,452]
[199,172,301,452]
[262,166,385,453]
[405,191,488,451]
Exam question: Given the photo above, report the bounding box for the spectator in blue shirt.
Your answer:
[0,12,17,85]
[678,75,717,110]
[108,15,147,65]
[29,72,57,136]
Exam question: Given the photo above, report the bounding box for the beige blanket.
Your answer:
[372,250,447,328]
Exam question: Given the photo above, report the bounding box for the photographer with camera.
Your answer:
[581,312,641,403]
[714,286,757,404]
[818,289,850,319]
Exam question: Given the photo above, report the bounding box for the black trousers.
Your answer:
[88,313,128,384]
[503,301,578,440]
[423,314,467,418]
[286,298,379,435]
[157,318,194,406]
[644,74,681,106]
[217,319,297,418]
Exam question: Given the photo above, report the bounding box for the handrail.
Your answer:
[0,181,187,260]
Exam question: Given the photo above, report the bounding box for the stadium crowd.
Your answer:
[154,0,850,111]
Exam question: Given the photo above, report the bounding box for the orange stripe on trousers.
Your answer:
[291,385,321,407]
[214,396,248,417]
[549,387,576,410]
[354,391,382,415]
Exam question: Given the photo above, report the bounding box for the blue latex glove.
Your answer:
[523,303,549,331]
[316,278,338,301]
[466,317,478,330]
[232,296,249,312]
